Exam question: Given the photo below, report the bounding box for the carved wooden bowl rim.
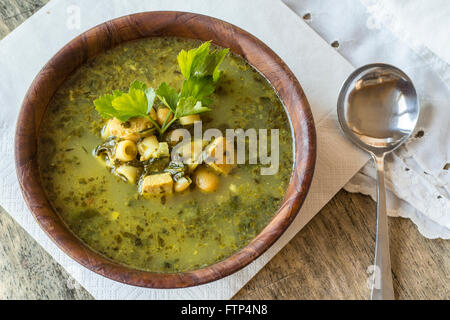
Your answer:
[14,11,316,288]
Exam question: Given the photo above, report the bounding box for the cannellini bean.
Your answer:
[157,108,173,126]
[194,167,219,192]
[149,108,157,121]
[174,177,192,193]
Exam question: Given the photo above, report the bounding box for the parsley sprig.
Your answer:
[94,41,229,135]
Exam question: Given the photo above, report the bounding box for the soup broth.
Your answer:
[38,37,293,272]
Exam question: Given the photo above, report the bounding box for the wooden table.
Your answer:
[0,0,448,300]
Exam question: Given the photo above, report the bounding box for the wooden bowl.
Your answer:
[15,11,316,288]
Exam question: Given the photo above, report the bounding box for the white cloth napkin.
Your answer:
[284,0,450,239]
[0,0,366,299]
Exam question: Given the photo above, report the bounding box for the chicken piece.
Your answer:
[141,173,173,196]
[204,137,236,175]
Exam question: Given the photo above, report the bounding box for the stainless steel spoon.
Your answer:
[337,63,419,300]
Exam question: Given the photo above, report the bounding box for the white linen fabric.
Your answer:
[284,0,450,239]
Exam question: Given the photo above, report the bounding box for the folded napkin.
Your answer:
[284,0,450,239]
[0,0,366,299]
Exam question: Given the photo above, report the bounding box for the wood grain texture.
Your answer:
[0,0,47,36]
[234,190,450,300]
[0,206,92,300]
[14,11,316,288]
[1,0,448,299]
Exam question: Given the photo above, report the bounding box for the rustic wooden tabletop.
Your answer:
[0,0,448,300]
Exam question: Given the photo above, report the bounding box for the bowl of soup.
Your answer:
[15,11,316,288]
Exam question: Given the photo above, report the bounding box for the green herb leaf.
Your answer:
[156,82,179,112]
[211,48,229,82]
[129,80,156,113]
[112,90,123,98]
[197,47,229,82]
[111,88,148,121]
[180,77,215,106]
[177,41,228,81]
[94,94,116,119]
[177,41,210,80]
[129,80,147,91]
[175,96,211,118]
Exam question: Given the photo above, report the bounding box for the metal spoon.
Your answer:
[337,63,419,300]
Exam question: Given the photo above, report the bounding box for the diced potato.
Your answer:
[141,173,173,196]
[115,165,140,184]
[174,177,192,193]
[204,137,236,175]
[105,117,154,142]
[138,135,159,159]
[142,142,170,160]
[155,142,170,158]
[179,114,201,125]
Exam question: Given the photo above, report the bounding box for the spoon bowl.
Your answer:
[337,64,419,156]
[337,63,419,300]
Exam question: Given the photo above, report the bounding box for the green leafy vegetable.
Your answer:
[156,82,179,112]
[94,80,160,126]
[93,94,117,119]
[176,96,210,118]
[129,79,147,91]
[93,41,229,135]
[180,77,215,106]
[112,88,147,116]
[177,41,229,82]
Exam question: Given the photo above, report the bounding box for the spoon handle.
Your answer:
[371,155,395,300]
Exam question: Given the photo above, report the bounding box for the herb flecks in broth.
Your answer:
[38,37,293,273]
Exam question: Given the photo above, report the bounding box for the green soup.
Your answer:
[38,37,293,272]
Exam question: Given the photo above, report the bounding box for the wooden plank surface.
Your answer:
[0,0,448,300]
